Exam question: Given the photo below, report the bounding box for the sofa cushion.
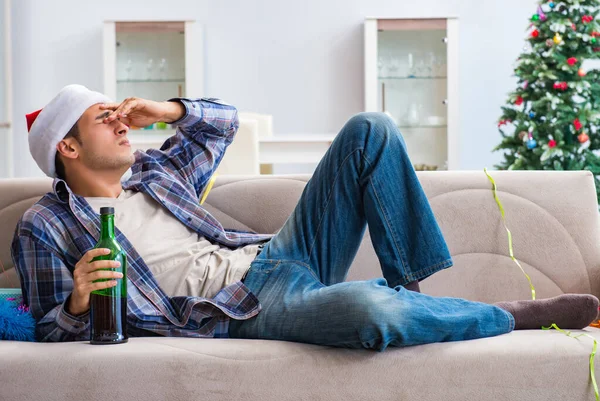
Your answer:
[2,329,599,400]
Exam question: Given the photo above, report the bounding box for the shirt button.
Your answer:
[214,233,220,238]
[187,217,192,222]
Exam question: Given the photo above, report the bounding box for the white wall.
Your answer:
[6,0,538,177]
[0,1,5,124]
[0,0,7,178]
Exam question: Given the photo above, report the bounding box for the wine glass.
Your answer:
[378,57,385,78]
[124,59,133,81]
[145,58,154,81]
[407,53,416,78]
[426,52,436,77]
[387,55,400,78]
[158,58,168,81]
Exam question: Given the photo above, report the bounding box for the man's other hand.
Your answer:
[66,248,124,316]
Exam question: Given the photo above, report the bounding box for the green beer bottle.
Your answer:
[90,206,128,345]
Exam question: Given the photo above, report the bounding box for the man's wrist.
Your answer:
[65,294,88,317]
[162,100,186,124]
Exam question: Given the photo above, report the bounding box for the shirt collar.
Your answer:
[52,178,74,204]
[52,176,132,204]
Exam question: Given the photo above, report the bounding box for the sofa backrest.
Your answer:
[1,171,599,303]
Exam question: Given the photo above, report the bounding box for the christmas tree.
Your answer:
[494,0,600,202]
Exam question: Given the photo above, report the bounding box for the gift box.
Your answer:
[0,288,22,305]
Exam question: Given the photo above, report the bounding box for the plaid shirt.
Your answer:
[11,97,274,342]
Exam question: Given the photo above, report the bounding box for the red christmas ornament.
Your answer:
[498,120,508,127]
[578,133,590,143]
[532,29,540,38]
[583,15,594,24]
[567,57,578,66]
[553,82,568,90]
[574,118,583,131]
[593,32,600,37]
[573,23,577,30]
[515,96,524,106]
[594,48,600,52]
[548,140,557,148]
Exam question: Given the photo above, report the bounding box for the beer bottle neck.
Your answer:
[100,214,116,240]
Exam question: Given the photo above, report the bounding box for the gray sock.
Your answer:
[495,294,599,330]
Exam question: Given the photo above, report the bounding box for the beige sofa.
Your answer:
[1,171,600,401]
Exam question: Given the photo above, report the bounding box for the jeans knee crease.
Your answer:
[369,176,410,272]
[306,149,362,261]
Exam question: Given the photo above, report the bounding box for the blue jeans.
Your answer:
[228,112,515,351]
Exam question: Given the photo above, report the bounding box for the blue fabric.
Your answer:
[0,299,35,342]
[11,97,273,342]
[229,112,515,351]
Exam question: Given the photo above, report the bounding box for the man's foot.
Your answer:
[495,294,599,330]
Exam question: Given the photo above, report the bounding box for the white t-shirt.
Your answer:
[85,189,260,299]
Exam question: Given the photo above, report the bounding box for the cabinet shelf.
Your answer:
[378,76,447,80]
[117,79,185,83]
[398,124,447,129]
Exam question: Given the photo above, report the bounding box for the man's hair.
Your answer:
[55,122,82,181]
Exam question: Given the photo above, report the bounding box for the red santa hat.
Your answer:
[26,84,111,178]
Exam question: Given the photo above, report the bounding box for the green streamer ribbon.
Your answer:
[542,323,598,400]
[484,168,536,301]
[484,168,599,401]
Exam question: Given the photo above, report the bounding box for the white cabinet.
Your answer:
[364,17,459,170]
[103,20,203,149]
[0,0,13,178]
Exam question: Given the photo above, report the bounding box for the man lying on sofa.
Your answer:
[11,84,599,347]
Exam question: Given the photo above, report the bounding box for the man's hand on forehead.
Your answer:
[99,97,148,124]
[99,97,185,127]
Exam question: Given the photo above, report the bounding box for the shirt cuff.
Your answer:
[166,98,202,127]
[57,295,90,333]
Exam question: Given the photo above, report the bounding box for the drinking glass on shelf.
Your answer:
[124,59,133,81]
[407,53,416,78]
[378,56,386,78]
[387,55,400,78]
[145,58,154,81]
[426,52,436,77]
[415,54,427,78]
[403,102,423,127]
[158,58,168,81]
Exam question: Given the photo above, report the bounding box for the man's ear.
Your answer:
[56,139,79,161]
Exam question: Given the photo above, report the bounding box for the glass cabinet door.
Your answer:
[114,22,185,133]
[104,20,204,144]
[365,18,459,171]
[115,22,186,104]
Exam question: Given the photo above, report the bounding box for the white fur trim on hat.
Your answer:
[28,84,112,178]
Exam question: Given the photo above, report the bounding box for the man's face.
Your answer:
[72,103,135,173]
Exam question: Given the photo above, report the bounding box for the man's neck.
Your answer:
[66,170,125,198]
